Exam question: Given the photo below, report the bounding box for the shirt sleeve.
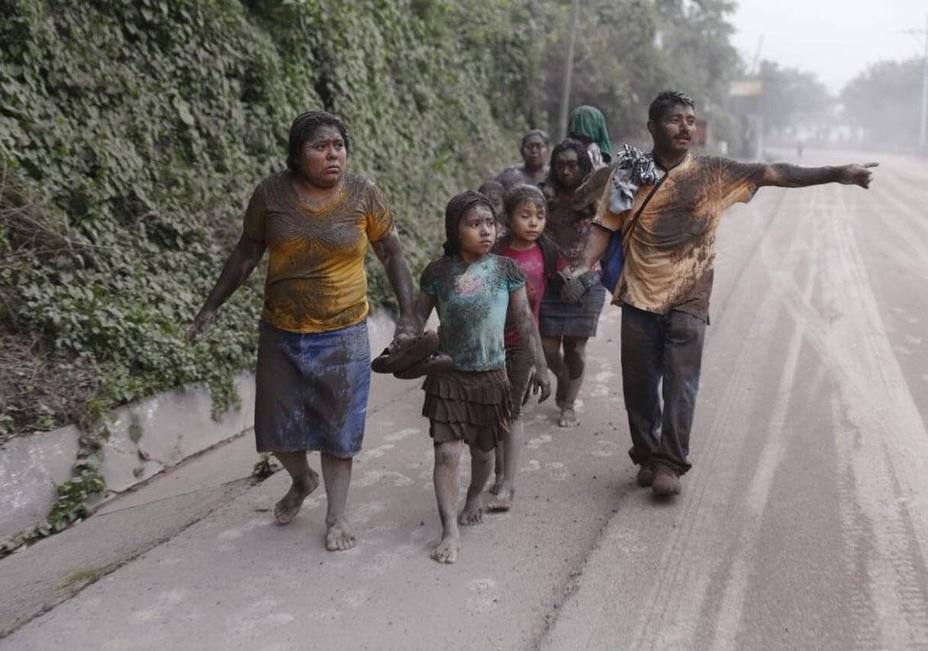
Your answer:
[363,180,395,243]
[419,260,439,296]
[713,158,767,210]
[503,257,527,292]
[242,181,267,243]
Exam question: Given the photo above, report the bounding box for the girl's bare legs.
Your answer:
[542,335,567,405]
[459,443,493,525]
[273,451,320,524]
[431,439,463,564]
[487,418,523,512]
[490,446,505,495]
[558,336,588,427]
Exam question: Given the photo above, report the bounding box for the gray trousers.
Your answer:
[620,304,706,476]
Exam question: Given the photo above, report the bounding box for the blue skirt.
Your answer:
[254,320,371,457]
[538,283,607,338]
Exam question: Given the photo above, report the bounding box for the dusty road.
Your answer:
[2,151,927,650]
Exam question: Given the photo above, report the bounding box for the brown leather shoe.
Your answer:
[652,467,681,496]
[636,465,654,488]
[371,330,439,373]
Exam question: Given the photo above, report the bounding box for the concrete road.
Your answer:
[2,151,927,650]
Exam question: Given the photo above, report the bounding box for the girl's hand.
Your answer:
[527,367,552,404]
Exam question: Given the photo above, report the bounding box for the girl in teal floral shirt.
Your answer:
[412,190,551,565]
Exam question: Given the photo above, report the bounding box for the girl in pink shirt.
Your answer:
[489,184,566,511]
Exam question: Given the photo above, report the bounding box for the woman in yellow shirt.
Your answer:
[189,111,417,551]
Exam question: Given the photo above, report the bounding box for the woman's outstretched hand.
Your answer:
[391,313,421,348]
[186,308,216,342]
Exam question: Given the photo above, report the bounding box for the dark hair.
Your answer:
[286,111,351,172]
[503,183,546,222]
[648,91,695,123]
[521,129,550,148]
[442,190,494,256]
[477,180,504,197]
[495,184,563,280]
[545,138,593,193]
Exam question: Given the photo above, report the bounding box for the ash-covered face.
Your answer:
[299,125,347,188]
[509,199,546,246]
[457,204,497,260]
[553,148,582,191]
[649,103,696,159]
[521,134,549,170]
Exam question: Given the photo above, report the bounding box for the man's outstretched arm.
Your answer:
[760,161,877,189]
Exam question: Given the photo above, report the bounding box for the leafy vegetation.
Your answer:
[0,0,548,443]
[0,0,747,550]
[842,57,925,151]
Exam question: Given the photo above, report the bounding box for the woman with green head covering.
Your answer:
[568,105,613,168]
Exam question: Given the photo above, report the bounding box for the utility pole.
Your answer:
[557,0,580,140]
[920,13,928,150]
[900,15,928,152]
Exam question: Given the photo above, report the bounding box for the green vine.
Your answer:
[0,0,550,549]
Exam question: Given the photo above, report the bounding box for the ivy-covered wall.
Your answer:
[0,0,547,441]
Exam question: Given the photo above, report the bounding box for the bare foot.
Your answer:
[458,498,484,526]
[325,518,357,551]
[488,474,505,496]
[273,469,320,525]
[430,536,459,564]
[558,407,580,428]
[486,486,515,512]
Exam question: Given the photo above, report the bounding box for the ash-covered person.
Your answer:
[488,184,566,512]
[413,191,551,564]
[188,111,418,550]
[539,139,608,428]
[497,129,550,190]
[567,90,877,497]
[477,179,505,221]
[568,105,613,169]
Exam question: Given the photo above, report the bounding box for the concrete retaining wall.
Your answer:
[0,311,396,541]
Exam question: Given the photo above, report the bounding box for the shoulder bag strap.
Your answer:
[621,172,668,253]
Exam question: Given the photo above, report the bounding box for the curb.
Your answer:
[0,311,396,542]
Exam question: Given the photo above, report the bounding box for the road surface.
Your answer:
[2,151,927,650]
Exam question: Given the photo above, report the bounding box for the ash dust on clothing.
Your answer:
[594,154,766,320]
[542,182,599,270]
[243,171,394,333]
[254,321,371,457]
[420,254,526,371]
[496,241,545,347]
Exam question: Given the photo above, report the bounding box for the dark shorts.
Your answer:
[254,320,370,458]
[422,368,511,453]
[539,282,607,339]
[505,343,534,420]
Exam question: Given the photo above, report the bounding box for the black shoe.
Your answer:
[652,467,681,496]
[636,465,655,488]
[393,352,454,379]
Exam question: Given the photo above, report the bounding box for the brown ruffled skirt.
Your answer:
[422,368,512,452]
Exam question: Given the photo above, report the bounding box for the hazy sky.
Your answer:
[730,0,927,93]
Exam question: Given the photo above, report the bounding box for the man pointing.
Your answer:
[567,90,876,497]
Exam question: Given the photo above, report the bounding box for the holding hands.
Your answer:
[559,268,598,304]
